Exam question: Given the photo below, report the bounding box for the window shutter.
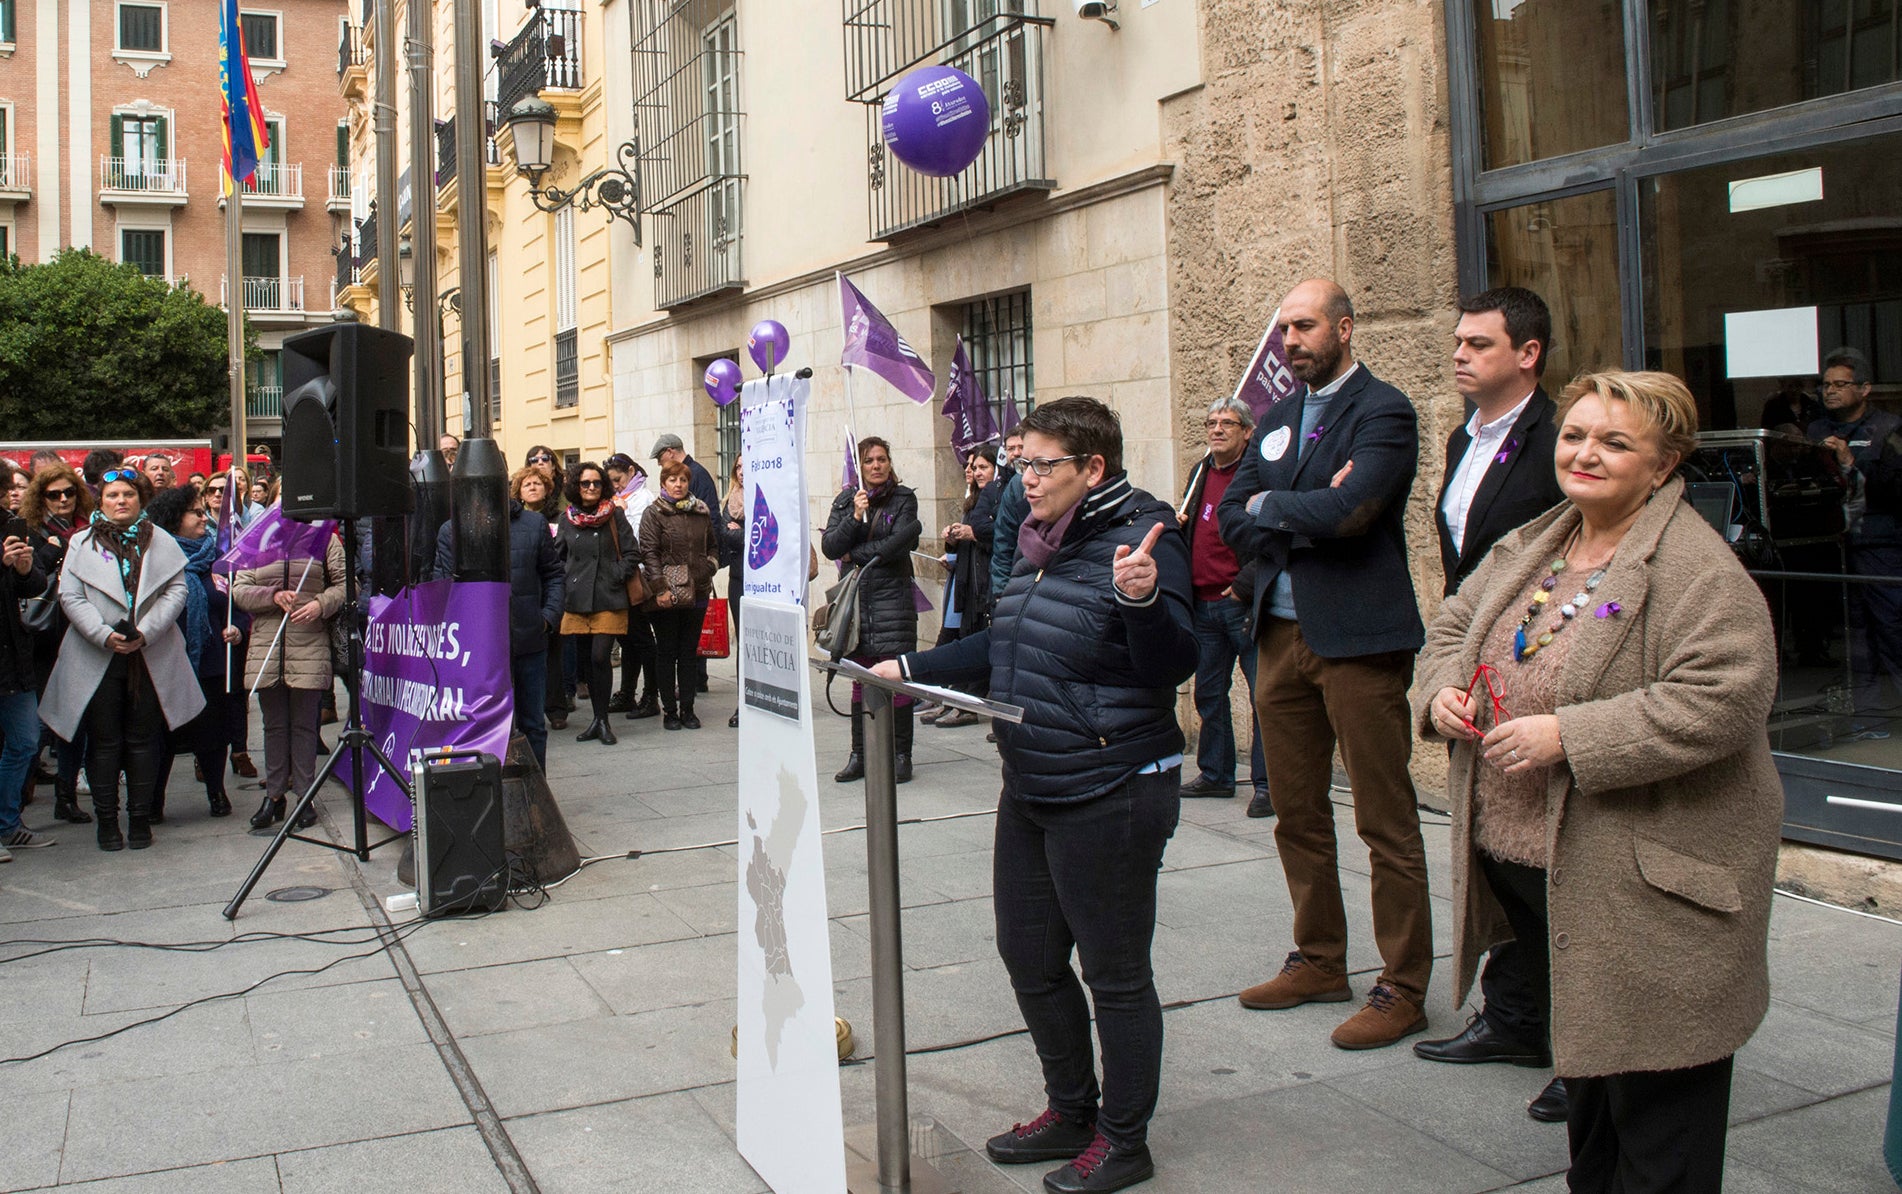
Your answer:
[337,122,349,164]
[156,117,168,163]
[554,206,576,331]
[110,115,124,161]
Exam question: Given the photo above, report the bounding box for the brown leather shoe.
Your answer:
[1330,983,1427,1050]
[1238,951,1353,1010]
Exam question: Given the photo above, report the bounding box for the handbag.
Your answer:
[698,597,731,658]
[608,517,650,607]
[19,569,59,633]
[812,562,866,661]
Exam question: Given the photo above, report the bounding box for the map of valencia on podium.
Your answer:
[745,767,808,1069]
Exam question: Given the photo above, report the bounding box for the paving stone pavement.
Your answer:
[1,661,1895,1193]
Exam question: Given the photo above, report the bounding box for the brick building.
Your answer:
[0,0,350,449]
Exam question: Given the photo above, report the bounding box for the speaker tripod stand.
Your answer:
[224,518,409,920]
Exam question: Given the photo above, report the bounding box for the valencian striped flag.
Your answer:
[219,0,270,193]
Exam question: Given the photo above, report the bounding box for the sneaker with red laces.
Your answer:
[1041,1132,1155,1193]
[984,1108,1098,1164]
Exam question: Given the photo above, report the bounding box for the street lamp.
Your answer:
[505,96,642,238]
[399,232,462,318]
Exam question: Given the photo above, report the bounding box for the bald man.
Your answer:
[1216,279,1433,1051]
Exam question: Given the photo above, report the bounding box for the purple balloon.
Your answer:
[748,319,790,374]
[704,357,743,407]
[881,65,990,178]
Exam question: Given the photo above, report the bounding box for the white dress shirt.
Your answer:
[1441,391,1533,556]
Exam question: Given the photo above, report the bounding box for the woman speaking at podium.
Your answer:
[872,396,1195,1194]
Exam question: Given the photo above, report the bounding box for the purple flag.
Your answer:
[360,579,515,831]
[1231,306,1301,424]
[215,503,337,575]
[841,427,859,492]
[839,274,935,404]
[944,336,1000,455]
[999,390,1022,436]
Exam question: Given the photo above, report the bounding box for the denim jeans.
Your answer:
[1191,598,1265,790]
[993,769,1181,1148]
[0,688,41,837]
[512,647,549,770]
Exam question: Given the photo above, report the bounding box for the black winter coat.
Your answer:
[0,550,49,697]
[821,484,921,658]
[555,507,638,615]
[949,477,1003,624]
[901,476,1196,803]
[435,503,565,655]
[25,522,72,687]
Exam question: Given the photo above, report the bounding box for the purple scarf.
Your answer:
[1016,504,1079,570]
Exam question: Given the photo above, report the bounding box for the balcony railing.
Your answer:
[435,117,457,187]
[0,153,29,191]
[246,386,284,420]
[328,165,353,205]
[650,176,746,309]
[356,202,378,268]
[864,14,1054,239]
[496,7,584,119]
[100,156,188,196]
[242,162,302,200]
[485,100,501,166]
[338,23,364,76]
[222,275,306,313]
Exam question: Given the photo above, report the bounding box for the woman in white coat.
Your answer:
[40,471,206,850]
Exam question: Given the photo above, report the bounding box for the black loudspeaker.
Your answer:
[280,324,415,520]
[411,749,507,917]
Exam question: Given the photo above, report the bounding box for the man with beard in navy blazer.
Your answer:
[1217,278,1434,1052]
[1413,286,1572,1125]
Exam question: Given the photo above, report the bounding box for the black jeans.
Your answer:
[83,654,167,820]
[619,611,657,699]
[1476,851,1551,1048]
[651,607,700,713]
[1566,1055,1734,1193]
[993,769,1181,1149]
[152,672,235,813]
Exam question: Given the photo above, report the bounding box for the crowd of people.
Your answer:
[3,277,1888,1192]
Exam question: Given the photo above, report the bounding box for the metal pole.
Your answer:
[451,0,493,438]
[373,0,401,333]
[405,0,441,444]
[861,684,911,1193]
[225,179,248,469]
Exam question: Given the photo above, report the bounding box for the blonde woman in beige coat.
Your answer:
[232,533,347,830]
[1415,371,1780,1193]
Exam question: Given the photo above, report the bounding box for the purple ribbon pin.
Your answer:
[1307,425,1326,443]
[1495,435,1520,465]
[1594,601,1622,618]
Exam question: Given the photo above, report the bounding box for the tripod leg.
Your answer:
[223,720,354,919]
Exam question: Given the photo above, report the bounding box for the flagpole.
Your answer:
[226,174,247,555]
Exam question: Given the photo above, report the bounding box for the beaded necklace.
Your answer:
[1513,531,1612,663]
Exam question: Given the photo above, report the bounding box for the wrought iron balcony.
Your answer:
[246,386,284,420]
[222,275,307,315]
[356,202,378,267]
[100,156,189,204]
[496,7,583,120]
[650,176,745,309]
[435,117,457,187]
[863,13,1054,239]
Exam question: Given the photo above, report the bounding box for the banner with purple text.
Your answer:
[360,580,514,831]
[1230,306,1302,424]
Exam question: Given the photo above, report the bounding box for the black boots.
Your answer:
[53,779,93,824]
[576,719,617,745]
[126,816,153,850]
[207,792,233,817]
[895,703,914,785]
[97,817,125,852]
[836,708,866,782]
[627,690,660,720]
[292,802,320,829]
[250,796,286,830]
[835,705,913,783]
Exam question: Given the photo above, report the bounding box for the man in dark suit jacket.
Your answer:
[1412,286,1572,1123]
[1216,278,1433,1052]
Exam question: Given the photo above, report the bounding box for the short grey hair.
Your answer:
[1823,346,1872,386]
[1206,395,1256,429]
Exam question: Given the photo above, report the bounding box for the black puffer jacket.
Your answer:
[821,483,921,658]
[555,506,638,615]
[900,475,1196,803]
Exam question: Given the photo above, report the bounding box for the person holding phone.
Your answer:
[18,462,96,825]
[39,469,205,851]
[0,506,53,860]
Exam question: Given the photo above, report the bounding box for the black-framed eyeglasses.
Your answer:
[44,487,76,500]
[1021,455,1086,477]
[101,468,139,484]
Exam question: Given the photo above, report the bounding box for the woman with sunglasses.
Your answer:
[1415,371,1781,1190]
[40,468,206,850]
[18,464,96,824]
[555,461,638,745]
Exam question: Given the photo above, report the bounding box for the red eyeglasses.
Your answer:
[1461,663,1510,737]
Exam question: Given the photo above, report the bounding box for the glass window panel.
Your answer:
[1642,131,1902,766]
[119,3,162,52]
[1477,0,1629,169]
[121,229,165,276]
[961,289,1035,433]
[241,11,277,59]
[1650,0,1901,132]
[1484,189,1625,386]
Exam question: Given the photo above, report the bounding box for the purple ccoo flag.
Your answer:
[1230,306,1302,425]
[944,336,1000,456]
[215,503,336,575]
[839,274,935,404]
[841,426,859,492]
